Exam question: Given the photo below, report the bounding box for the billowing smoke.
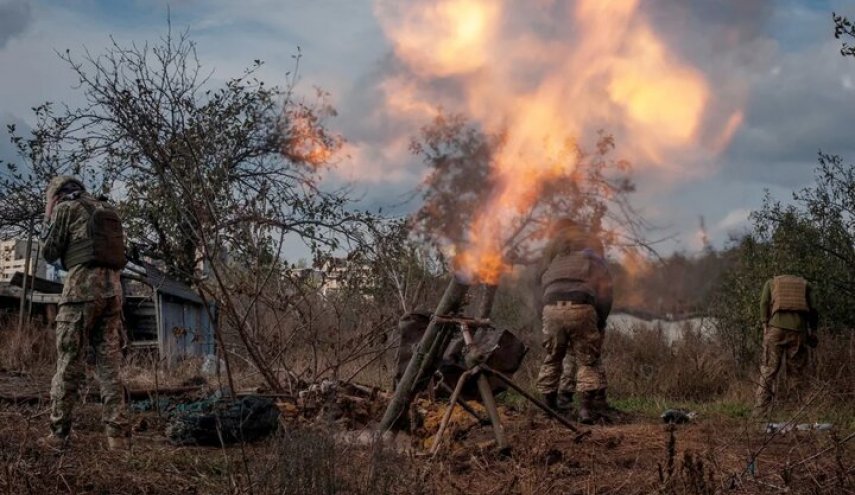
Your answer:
[363,0,771,281]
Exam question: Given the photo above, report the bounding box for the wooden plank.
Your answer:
[9,272,63,294]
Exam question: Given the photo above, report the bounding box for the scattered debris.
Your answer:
[660,409,697,424]
[200,354,225,376]
[765,422,834,434]
[277,379,389,429]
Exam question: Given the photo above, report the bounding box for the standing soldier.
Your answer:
[40,176,129,450]
[753,274,819,419]
[536,219,613,424]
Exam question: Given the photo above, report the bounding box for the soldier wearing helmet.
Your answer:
[536,218,613,424]
[40,176,129,450]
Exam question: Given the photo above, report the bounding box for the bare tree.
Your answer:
[833,12,855,57]
[0,23,378,393]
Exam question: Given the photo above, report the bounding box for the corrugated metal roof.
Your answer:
[141,262,204,304]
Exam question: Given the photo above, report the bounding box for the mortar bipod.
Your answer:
[428,317,587,457]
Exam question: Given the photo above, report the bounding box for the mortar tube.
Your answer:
[378,276,470,434]
[477,284,498,320]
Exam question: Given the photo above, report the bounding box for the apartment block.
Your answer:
[0,239,46,282]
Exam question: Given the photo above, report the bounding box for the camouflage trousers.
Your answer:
[50,296,128,438]
[536,303,606,394]
[753,326,809,418]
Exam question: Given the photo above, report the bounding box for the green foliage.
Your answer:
[712,154,855,362]
[833,12,855,57]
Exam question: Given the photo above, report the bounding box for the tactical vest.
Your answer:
[770,275,808,314]
[62,198,127,270]
[541,252,595,296]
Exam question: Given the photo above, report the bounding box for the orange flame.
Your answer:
[282,104,342,167]
[375,0,743,283]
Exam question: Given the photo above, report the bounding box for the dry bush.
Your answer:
[121,354,211,390]
[811,329,855,395]
[0,319,54,373]
[604,323,738,401]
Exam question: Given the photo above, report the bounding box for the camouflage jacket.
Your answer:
[43,193,123,304]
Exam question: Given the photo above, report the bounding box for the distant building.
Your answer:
[284,258,374,296]
[0,239,46,283]
[318,257,373,295]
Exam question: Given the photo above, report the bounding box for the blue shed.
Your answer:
[125,263,217,365]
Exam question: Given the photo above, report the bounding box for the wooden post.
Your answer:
[26,242,41,322]
[17,219,34,333]
[377,276,469,434]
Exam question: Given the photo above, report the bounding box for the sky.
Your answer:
[1,0,854,257]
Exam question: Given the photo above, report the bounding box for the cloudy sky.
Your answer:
[1,0,854,256]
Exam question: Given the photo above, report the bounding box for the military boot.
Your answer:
[593,388,613,422]
[556,391,574,413]
[578,391,598,424]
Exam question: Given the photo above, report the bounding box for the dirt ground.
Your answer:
[0,371,852,495]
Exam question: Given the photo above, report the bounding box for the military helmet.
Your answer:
[46,176,85,202]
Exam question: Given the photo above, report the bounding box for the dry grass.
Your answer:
[0,319,55,373]
[604,324,741,401]
[1,317,853,494]
[1,394,852,495]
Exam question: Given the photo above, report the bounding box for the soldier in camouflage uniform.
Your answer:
[753,274,818,419]
[536,219,613,424]
[40,176,129,450]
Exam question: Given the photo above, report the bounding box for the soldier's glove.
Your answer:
[806,333,819,348]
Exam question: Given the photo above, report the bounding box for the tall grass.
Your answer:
[0,319,54,373]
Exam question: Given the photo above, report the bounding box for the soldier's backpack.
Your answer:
[62,198,127,270]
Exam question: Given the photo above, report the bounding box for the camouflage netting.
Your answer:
[165,394,280,446]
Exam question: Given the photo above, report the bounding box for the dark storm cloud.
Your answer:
[0,0,32,49]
